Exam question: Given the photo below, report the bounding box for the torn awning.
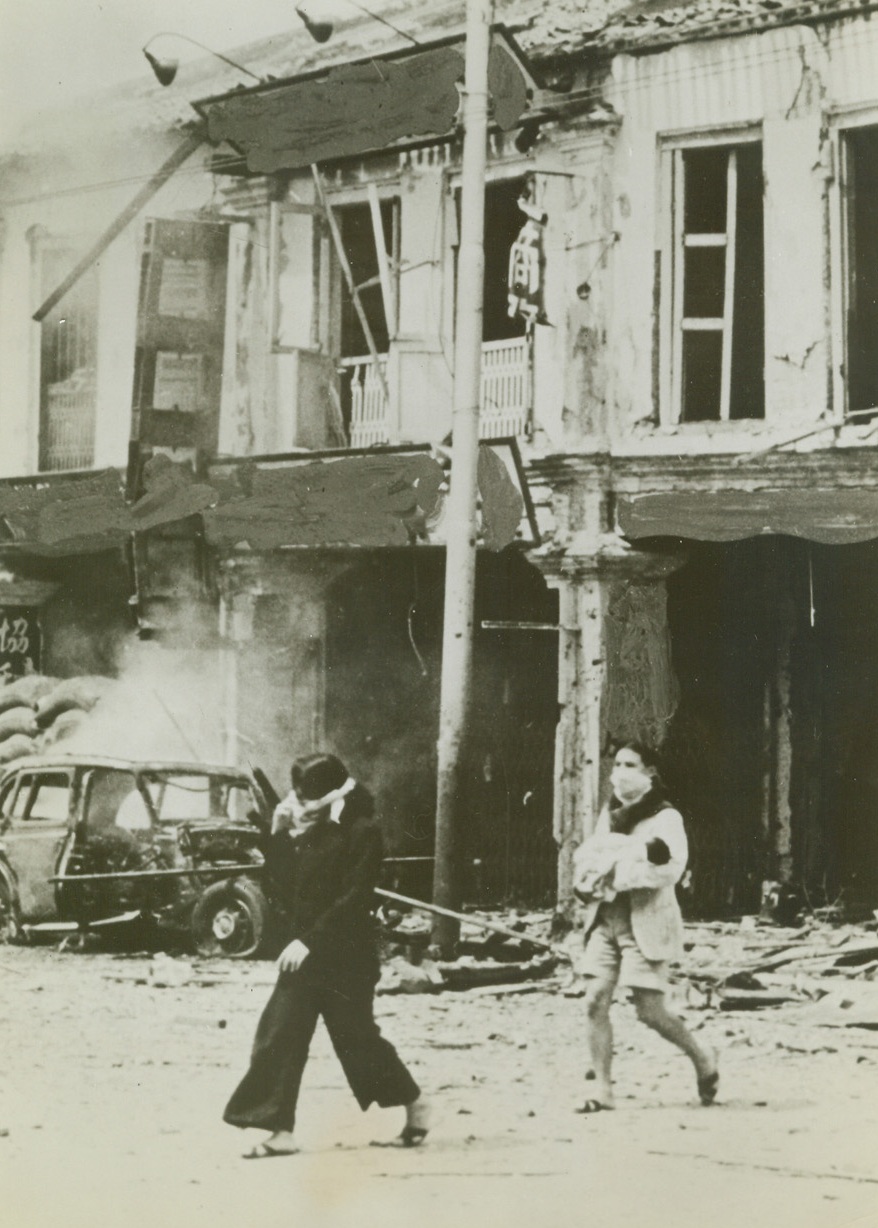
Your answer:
[193,31,534,175]
[0,441,535,556]
[618,489,878,545]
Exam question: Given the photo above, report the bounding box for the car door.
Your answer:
[1,771,73,921]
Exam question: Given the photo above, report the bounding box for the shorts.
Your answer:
[580,898,669,993]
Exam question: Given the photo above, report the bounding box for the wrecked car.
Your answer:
[0,755,278,957]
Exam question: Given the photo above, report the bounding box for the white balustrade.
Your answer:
[479,336,532,439]
[340,335,532,447]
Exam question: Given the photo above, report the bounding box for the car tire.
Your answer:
[191,877,271,959]
[0,873,22,944]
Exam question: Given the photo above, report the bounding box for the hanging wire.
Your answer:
[2,16,876,210]
[406,554,429,677]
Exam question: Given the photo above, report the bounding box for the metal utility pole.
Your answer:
[431,0,493,957]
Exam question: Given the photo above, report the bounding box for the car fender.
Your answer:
[0,854,20,901]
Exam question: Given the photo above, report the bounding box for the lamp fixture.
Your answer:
[295,1,420,47]
[142,33,264,86]
[294,5,334,43]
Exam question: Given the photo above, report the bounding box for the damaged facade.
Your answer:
[1,0,877,915]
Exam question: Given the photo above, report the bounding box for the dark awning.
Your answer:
[193,31,533,175]
[618,489,878,545]
[0,442,535,556]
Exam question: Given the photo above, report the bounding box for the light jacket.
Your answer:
[576,803,688,963]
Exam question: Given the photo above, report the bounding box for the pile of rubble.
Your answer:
[0,674,115,763]
[377,907,559,995]
[75,898,878,1026]
[680,915,878,1028]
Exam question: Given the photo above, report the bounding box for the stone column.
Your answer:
[540,538,687,905]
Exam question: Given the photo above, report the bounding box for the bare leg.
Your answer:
[631,988,718,1099]
[405,1094,432,1132]
[584,979,618,1108]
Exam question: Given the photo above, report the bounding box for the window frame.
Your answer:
[658,125,763,426]
[828,105,878,421]
[29,230,100,472]
[323,187,402,359]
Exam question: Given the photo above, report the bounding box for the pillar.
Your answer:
[541,539,687,906]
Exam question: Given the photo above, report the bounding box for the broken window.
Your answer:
[843,125,878,416]
[37,245,99,471]
[332,196,399,444]
[664,141,764,422]
[337,197,400,359]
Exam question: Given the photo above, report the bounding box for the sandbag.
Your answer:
[0,734,37,764]
[0,674,60,715]
[34,676,114,728]
[0,707,38,741]
[39,709,85,747]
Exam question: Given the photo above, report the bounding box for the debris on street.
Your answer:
[680,915,878,1029]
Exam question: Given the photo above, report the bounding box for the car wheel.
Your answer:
[0,875,21,944]
[191,878,271,959]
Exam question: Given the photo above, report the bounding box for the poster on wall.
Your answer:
[156,256,211,319]
[152,351,204,411]
[0,606,41,680]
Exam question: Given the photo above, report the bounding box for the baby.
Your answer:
[573,831,672,904]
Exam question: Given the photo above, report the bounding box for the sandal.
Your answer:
[371,1124,429,1149]
[575,1098,613,1114]
[243,1141,300,1160]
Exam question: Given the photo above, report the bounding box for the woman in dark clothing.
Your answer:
[224,752,430,1158]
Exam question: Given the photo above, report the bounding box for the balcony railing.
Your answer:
[42,367,97,471]
[479,337,532,439]
[339,335,532,447]
[340,354,391,448]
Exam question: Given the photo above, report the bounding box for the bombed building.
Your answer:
[1,0,877,916]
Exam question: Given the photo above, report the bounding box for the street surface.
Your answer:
[1,944,877,1228]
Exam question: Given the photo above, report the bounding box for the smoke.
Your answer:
[53,635,228,765]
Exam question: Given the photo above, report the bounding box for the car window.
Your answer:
[12,774,71,824]
[83,768,152,833]
[140,774,257,824]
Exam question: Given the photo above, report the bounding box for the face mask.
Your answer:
[611,765,652,803]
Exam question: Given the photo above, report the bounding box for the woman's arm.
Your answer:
[611,809,688,892]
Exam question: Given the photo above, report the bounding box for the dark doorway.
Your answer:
[662,540,774,916]
[809,541,878,912]
[663,536,878,918]
[323,548,558,905]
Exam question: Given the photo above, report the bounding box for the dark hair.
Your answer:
[291,752,349,800]
[615,741,661,773]
[291,751,375,823]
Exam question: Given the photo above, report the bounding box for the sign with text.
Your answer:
[0,607,41,681]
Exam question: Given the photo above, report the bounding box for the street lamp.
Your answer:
[142,33,264,86]
[295,1,420,46]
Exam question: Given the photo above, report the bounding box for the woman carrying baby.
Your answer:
[572,742,719,1113]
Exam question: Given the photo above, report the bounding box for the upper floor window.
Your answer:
[336,197,400,359]
[662,139,764,423]
[35,242,99,471]
[453,176,530,344]
[842,124,878,417]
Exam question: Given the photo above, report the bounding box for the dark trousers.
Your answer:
[223,966,420,1133]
